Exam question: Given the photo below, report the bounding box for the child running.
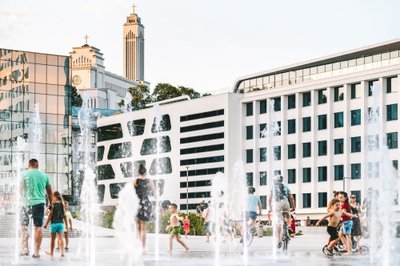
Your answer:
[44,191,68,257]
[316,198,357,257]
[166,203,189,256]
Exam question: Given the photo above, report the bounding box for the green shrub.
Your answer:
[100,210,115,229]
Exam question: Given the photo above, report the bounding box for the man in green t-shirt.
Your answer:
[20,159,53,258]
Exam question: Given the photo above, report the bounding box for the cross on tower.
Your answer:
[84,34,89,45]
[132,4,136,14]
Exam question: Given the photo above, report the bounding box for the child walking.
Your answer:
[316,198,357,257]
[166,203,189,256]
[183,215,190,239]
[44,191,68,257]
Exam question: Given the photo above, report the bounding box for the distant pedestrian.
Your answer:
[305,216,311,226]
[133,164,157,252]
[183,215,190,238]
[20,159,53,258]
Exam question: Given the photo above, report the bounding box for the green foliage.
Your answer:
[72,86,83,107]
[147,211,205,236]
[151,83,201,102]
[118,84,151,111]
[100,210,115,229]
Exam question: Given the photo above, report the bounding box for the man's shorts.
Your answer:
[20,203,45,227]
[50,223,65,233]
[341,220,353,235]
[275,201,290,219]
[245,211,257,221]
[171,226,180,235]
[327,226,339,241]
[205,221,213,234]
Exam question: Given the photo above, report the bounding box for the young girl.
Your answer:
[44,191,68,257]
[183,215,190,239]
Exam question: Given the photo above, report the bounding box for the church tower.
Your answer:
[123,5,144,82]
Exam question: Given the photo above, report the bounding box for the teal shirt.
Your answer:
[22,169,51,206]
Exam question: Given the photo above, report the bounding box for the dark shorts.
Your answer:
[20,203,45,227]
[327,226,339,242]
[246,211,257,221]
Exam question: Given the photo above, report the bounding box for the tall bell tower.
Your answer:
[123,4,144,82]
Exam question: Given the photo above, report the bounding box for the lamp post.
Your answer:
[342,176,351,191]
[186,166,189,215]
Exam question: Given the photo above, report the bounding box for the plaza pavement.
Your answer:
[0,226,381,266]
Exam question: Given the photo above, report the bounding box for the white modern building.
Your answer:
[97,39,400,220]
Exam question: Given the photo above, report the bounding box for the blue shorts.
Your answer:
[246,211,257,221]
[50,223,65,233]
[341,220,353,235]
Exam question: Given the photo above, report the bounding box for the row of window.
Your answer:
[179,167,224,177]
[246,132,398,163]
[246,105,398,140]
[180,144,224,155]
[180,109,224,122]
[245,77,397,115]
[180,155,224,166]
[245,161,398,186]
[180,120,224,133]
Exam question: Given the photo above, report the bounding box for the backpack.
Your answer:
[273,183,288,201]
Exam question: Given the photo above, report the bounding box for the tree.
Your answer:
[72,86,83,107]
[118,84,151,111]
[151,83,201,102]
[177,86,201,99]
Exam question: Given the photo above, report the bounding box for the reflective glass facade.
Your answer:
[0,49,72,195]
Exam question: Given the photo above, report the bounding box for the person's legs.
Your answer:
[32,203,45,257]
[33,227,43,257]
[175,234,189,255]
[47,233,56,256]
[64,231,69,250]
[20,226,29,255]
[140,221,147,250]
[58,231,65,257]
[168,233,173,255]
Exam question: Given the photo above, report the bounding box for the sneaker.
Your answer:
[323,246,333,257]
[239,238,243,244]
[277,241,282,249]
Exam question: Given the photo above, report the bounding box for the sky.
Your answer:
[2,0,400,93]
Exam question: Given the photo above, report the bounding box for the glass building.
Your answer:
[0,49,72,198]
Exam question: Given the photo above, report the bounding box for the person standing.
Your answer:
[183,215,190,238]
[133,164,157,252]
[20,159,53,258]
[350,195,362,247]
[338,191,353,255]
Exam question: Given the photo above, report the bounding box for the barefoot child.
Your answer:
[316,198,357,256]
[183,215,190,239]
[44,191,68,257]
[166,203,189,256]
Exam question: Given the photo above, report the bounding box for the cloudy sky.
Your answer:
[2,0,400,93]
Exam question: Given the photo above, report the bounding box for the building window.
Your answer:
[274,146,281,160]
[288,119,296,134]
[98,123,123,142]
[97,146,105,161]
[260,100,267,114]
[97,164,115,180]
[368,80,378,96]
[152,114,171,133]
[288,144,296,159]
[180,156,224,166]
[334,165,344,180]
[246,125,253,140]
[273,97,281,111]
[303,142,311,158]
[246,172,253,186]
[260,171,267,186]
[275,121,282,136]
[128,119,146,136]
[303,193,311,208]
[259,123,267,138]
[351,163,361,179]
[387,104,398,121]
[180,121,224,133]
[142,136,172,155]
[260,195,267,209]
[246,149,253,163]
[334,86,344,102]
[334,112,344,128]
[303,168,311,183]
[302,92,311,107]
[351,136,361,153]
[318,140,327,156]
[318,89,327,104]
[318,166,327,182]
[180,144,224,155]
[350,83,360,99]
[393,160,398,170]
[149,157,173,175]
[181,109,224,122]
[287,94,296,109]
[351,190,361,204]
[107,142,132,160]
[368,162,379,178]
[288,169,296,184]
[259,147,267,162]
[334,138,344,154]
[351,109,361,126]
[246,102,253,116]
[387,132,398,149]
[303,117,311,132]
[318,114,327,130]
[318,192,327,208]
[386,77,394,93]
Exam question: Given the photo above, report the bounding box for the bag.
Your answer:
[273,183,288,201]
